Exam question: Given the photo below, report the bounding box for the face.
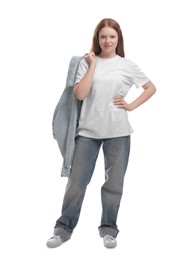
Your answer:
[98,27,118,57]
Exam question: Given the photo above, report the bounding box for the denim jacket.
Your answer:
[52,56,83,177]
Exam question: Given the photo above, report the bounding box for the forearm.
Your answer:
[74,52,96,100]
[74,64,95,100]
[129,81,156,111]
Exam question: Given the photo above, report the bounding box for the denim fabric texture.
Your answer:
[52,56,83,177]
[54,135,130,239]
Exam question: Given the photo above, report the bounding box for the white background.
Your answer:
[0,0,184,259]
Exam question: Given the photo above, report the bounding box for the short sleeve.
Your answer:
[74,58,89,85]
[131,62,150,88]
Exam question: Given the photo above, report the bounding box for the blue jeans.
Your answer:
[54,135,130,239]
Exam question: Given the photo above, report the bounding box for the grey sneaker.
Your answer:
[46,235,66,248]
[103,234,117,248]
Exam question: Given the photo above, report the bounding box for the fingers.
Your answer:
[85,51,95,56]
[113,96,127,108]
[84,52,96,64]
[113,95,124,103]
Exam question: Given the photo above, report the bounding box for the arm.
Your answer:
[113,80,156,111]
[74,52,96,100]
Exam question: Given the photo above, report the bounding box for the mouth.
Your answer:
[104,45,112,48]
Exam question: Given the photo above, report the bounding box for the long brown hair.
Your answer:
[91,18,125,57]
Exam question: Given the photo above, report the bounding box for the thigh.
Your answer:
[70,136,102,184]
[103,136,131,177]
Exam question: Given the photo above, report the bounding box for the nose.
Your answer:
[106,37,111,43]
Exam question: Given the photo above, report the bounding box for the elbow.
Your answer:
[75,94,85,101]
[152,85,157,95]
[145,81,157,96]
[148,86,156,99]
[74,84,87,100]
[74,90,86,101]
[151,85,156,96]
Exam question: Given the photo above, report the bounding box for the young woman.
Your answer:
[47,18,156,249]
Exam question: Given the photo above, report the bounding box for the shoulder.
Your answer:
[118,56,136,67]
[69,55,83,67]
[67,55,88,74]
[77,57,89,71]
[79,57,89,65]
[118,57,142,73]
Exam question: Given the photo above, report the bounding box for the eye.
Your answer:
[100,35,106,39]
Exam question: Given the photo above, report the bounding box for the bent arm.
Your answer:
[74,52,96,101]
[113,80,156,111]
[128,80,156,111]
[74,63,96,100]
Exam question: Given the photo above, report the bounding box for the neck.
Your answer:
[98,52,116,58]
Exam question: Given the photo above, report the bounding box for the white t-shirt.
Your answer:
[75,55,149,139]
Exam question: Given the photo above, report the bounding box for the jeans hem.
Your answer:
[98,225,119,238]
[54,227,72,240]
